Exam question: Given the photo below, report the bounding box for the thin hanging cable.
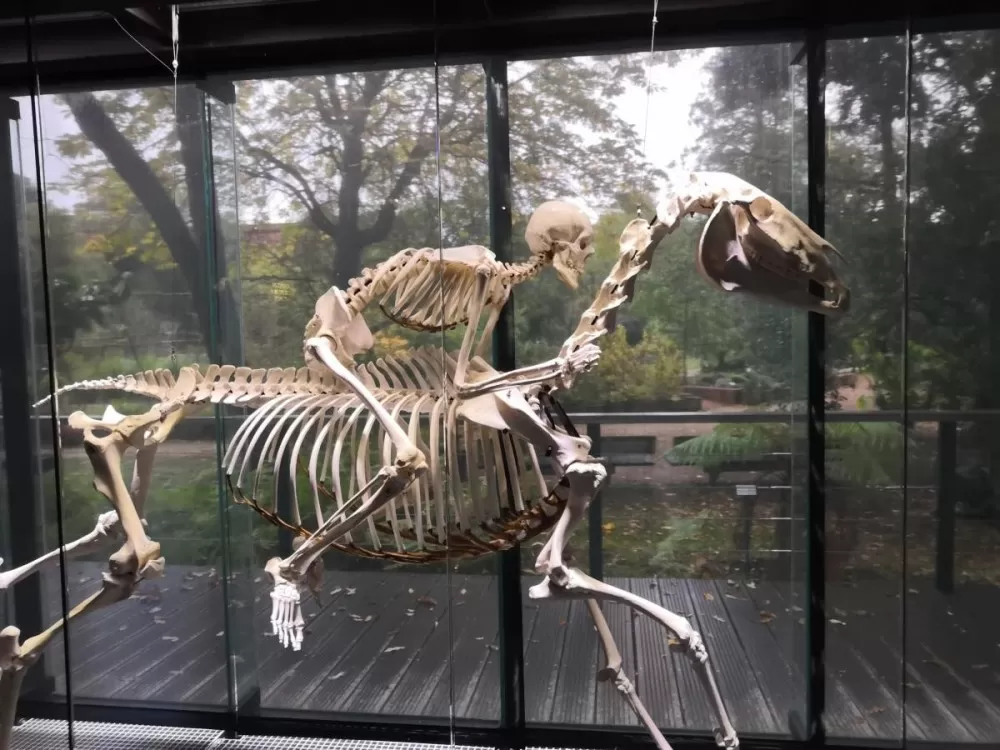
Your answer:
[640,0,660,193]
[171,6,180,115]
[430,1,455,741]
[900,16,913,746]
[108,15,174,76]
[24,13,76,748]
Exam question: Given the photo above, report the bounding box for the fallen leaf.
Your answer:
[829,619,846,625]
[704,592,715,601]
[759,611,777,624]
[602,522,616,532]
[417,596,438,608]
[383,646,404,653]
[162,636,179,642]
[712,615,726,623]
[328,671,346,681]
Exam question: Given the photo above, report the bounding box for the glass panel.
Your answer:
[435,62,496,726]
[232,58,458,726]
[905,28,1000,746]
[822,33,907,744]
[510,42,807,741]
[204,85,258,717]
[28,80,232,715]
[3,25,72,749]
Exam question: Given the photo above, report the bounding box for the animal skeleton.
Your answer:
[17,172,847,750]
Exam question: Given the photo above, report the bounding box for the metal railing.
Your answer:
[569,409,1000,593]
[32,407,1000,593]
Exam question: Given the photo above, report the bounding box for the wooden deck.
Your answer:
[23,562,1000,745]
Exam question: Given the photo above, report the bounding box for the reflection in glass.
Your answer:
[823,35,907,743]
[28,84,232,711]
[904,29,1000,745]
[510,44,808,740]
[2,83,72,748]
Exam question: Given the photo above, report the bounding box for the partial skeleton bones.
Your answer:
[0,510,125,750]
[25,171,847,750]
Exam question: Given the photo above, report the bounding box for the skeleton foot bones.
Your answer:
[28,171,846,750]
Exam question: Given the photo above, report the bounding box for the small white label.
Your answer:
[736,484,757,496]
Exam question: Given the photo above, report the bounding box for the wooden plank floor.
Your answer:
[22,562,1000,744]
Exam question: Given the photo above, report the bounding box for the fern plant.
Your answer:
[665,419,905,487]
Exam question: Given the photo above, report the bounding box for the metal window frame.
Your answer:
[4,5,1000,750]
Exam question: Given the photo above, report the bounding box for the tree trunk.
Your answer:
[65,91,239,362]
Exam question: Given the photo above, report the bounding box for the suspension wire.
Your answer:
[24,12,76,747]
[639,0,660,216]
[430,0,455,741]
[106,8,179,117]
[900,14,913,746]
[172,6,180,116]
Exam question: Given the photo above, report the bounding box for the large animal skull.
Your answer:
[696,194,849,315]
[525,201,595,289]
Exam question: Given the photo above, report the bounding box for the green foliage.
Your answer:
[562,325,683,408]
[665,419,905,487]
[665,422,790,473]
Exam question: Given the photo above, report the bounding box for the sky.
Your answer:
[12,49,713,222]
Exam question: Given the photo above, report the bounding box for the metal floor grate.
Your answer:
[12,718,222,749]
[11,719,501,750]
[211,737,489,750]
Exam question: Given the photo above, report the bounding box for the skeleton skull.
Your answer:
[696,194,849,315]
[525,201,595,289]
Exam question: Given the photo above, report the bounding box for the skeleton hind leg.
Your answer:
[531,566,738,749]
[586,598,674,750]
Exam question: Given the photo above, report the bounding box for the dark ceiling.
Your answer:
[1,0,998,92]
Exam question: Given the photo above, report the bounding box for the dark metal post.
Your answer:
[485,57,524,747]
[804,26,827,749]
[935,421,957,594]
[0,98,55,698]
[586,423,604,580]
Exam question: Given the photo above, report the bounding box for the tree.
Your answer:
[59,86,240,362]
[53,57,662,370]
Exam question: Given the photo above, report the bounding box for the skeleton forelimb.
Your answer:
[455,344,602,398]
[0,511,120,592]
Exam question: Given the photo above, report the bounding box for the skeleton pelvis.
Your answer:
[696,200,849,315]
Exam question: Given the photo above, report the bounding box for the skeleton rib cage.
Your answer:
[220,347,570,564]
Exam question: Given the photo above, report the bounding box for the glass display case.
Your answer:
[1,4,999,750]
